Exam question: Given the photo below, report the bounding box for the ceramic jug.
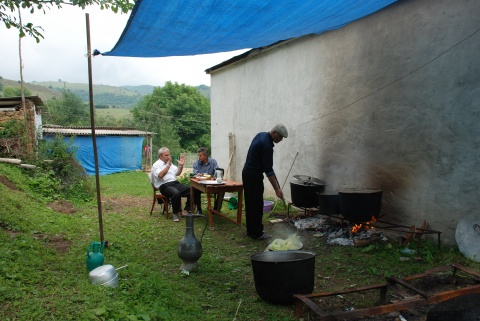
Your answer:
[86,241,106,271]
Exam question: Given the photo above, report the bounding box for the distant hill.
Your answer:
[120,85,156,95]
[0,79,63,101]
[0,78,210,108]
[196,84,211,100]
[32,81,146,108]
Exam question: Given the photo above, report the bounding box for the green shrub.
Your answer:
[28,169,61,201]
[0,119,24,138]
[29,135,94,202]
[177,172,191,185]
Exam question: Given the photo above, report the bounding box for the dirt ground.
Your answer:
[0,175,18,190]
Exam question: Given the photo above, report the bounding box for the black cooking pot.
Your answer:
[338,188,382,223]
[290,175,326,208]
[317,193,340,215]
[251,250,316,304]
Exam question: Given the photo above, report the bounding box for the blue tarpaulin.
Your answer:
[105,0,397,58]
[45,135,144,175]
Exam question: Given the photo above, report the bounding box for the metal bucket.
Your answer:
[317,193,340,215]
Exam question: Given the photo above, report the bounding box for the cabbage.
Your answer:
[268,234,302,251]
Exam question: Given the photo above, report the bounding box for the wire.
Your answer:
[42,108,212,125]
[296,24,480,128]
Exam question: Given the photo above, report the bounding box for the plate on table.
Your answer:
[199,180,225,185]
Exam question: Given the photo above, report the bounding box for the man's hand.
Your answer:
[176,154,186,176]
[276,189,284,200]
[177,154,186,167]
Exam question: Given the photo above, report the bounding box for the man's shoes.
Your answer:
[255,232,272,240]
[196,209,202,215]
[173,215,180,222]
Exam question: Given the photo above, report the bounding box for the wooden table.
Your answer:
[190,178,243,230]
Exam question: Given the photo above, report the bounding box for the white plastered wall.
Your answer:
[209,0,480,244]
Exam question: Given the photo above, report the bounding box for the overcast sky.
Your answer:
[1,5,248,87]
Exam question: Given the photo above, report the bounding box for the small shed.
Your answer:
[42,125,155,175]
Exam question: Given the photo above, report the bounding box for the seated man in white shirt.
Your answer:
[151,147,191,222]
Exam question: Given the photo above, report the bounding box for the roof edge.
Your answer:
[205,38,298,74]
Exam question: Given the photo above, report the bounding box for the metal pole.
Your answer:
[85,13,104,243]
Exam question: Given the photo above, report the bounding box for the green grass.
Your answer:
[1,163,479,320]
[95,108,133,121]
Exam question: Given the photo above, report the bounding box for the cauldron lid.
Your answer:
[455,212,480,263]
[292,175,327,186]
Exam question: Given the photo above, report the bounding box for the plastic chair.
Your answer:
[149,173,170,218]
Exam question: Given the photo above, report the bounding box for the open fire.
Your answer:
[350,215,377,233]
[293,214,387,247]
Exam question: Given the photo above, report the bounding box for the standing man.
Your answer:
[192,147,219,214]
[152,147,191,222]
[242,124,288,240]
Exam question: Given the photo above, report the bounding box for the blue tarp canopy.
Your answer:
[105,0,397,58]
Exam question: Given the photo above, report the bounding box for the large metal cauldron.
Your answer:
[338,188,382,223]
[251,250,316,304]
[317,193,341,215]
[290,175,326,208]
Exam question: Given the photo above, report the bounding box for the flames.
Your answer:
[350,216,377,234]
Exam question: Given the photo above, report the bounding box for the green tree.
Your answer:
[44,88,89,126]
[1,0,135,42]
[131,81,211,153]
[2,86,32,97]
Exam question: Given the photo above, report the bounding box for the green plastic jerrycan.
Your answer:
[86,241,105,271]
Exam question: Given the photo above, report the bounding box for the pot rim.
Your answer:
[338,187,382,193]
[101,274,119,287]
[250,250,316,263]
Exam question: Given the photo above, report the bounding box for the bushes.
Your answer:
[0,120,24,138]
[29,136,94,202]
[0,120,25,158]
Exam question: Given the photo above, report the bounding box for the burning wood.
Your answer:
[350,216,377,234]
[293,215,387,247]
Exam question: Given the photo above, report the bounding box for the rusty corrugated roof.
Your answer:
[0,96,45,107]
[42,125,156,136]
